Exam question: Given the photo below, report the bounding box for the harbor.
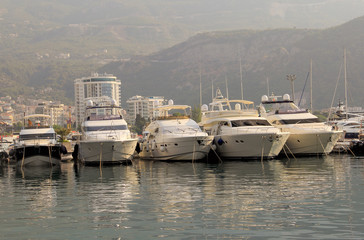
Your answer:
[2,2,364,238]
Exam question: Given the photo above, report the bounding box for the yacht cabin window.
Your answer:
[20,133,56,140]
[280,118,321,124]
[230,119,271,127]
[85,125,127,131]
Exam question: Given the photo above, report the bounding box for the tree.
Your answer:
[53,125,71,142]
[191,105,202,122]
[131,114,147,135]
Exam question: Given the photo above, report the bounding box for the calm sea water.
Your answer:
[1,155,364,239]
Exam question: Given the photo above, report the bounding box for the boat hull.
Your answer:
[139,136,214,161]
[283,131,342,156]
[214,132,290,159]
[14,145,62,167]
[78,139,138,165]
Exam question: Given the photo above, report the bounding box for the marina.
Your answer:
[1,155,364,239]
[2,1,364,239]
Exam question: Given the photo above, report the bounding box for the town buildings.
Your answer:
[126,95,165,124]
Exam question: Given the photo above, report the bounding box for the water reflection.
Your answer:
[0,156,364,239]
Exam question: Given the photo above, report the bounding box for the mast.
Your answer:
[310,59,313,112]
[266,77,270,96]
[211,79,214,101]
[344,48,348,120]
[199,62,202,106]
[239,53,244,100]
[225,74,229,100]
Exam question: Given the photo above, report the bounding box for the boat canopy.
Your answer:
[23,114,51,119]
[154,105,191,112]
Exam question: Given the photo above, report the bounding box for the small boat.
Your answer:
[10,114,66,167]
[350,139,364,156]
[138,101,214,161]
[258,94,343,156]
[76,99,138,165]
[199,89,290,159]
[0,141,10,162]
[347,121,364,156]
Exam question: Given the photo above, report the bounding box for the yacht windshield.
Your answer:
[263,102,305,114]
[20,133,56,140]
[85,125,128,131]
[162,125,201,133]
[281,118,321,124]
[231,119,271,127]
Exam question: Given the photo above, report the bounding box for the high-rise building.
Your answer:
[74,73,121,127]
[126,95,165,124]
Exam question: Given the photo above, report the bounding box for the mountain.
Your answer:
[1,1,364,108]
[101,16,364,110]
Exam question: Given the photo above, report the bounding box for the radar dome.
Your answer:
[111,99,117,106]
[201,104,208,112]
[168,99,174,105]
[86,100,94,107]
[235,103,241,110]
[261,95,268,102]
[283,94,290,101]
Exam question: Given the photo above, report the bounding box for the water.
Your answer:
[1,155,364,239]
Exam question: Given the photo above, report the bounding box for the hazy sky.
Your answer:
[2,0,364,30]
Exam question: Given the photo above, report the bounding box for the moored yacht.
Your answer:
[76,99,138,165]
[199,89,290,159]
[138,101,214,161]
[258,94,342,156]
[10,114,66,167]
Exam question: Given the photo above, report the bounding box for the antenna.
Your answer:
[266,77,270,96]
[239,51,244,100]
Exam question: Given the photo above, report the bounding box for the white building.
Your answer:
[126,95,165,124]
[74,73,121,127]
[35,102,67,126]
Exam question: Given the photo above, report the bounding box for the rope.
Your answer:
[99,143,103,173]
[261,136,265,171]
[209,143,223,163]
[346,145,356,157]
[21,145,25,168]
[282,144,291,161]
[48,145,53,168]
[284,143,297,161]
[317,135,328,157]
[192,141,196,162]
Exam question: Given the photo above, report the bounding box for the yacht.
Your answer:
[10,114,66,167]
[258,94,342,156]
[138,101,214,161]
[76,99,138,165]
[327,103,364,152]
[199,89,290,159]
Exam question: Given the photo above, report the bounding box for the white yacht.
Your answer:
[199,89,290,159]
[76,99,138,165]
[258,94,342,156]
[10,114,66,167]
[138,101,214,161]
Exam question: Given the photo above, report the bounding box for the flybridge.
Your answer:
[261,93,294,104]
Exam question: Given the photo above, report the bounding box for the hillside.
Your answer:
[1,1,364,108]
[101,16,364,110]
